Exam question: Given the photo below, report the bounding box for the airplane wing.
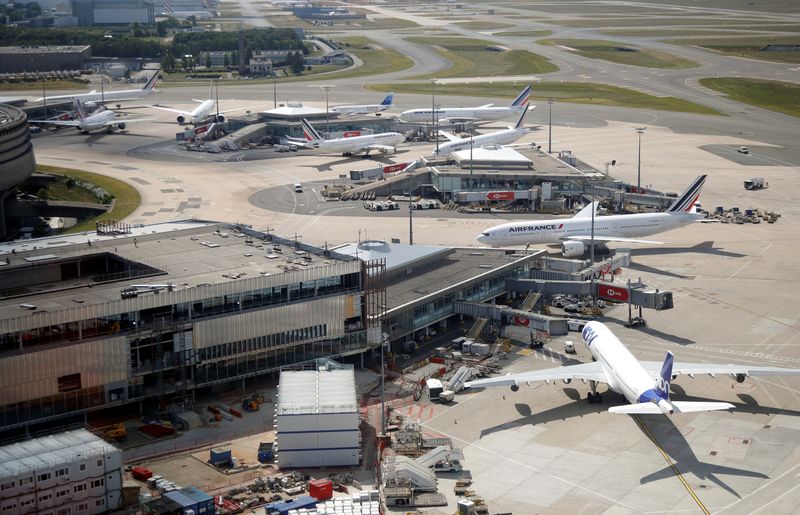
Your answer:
[437,130,461,142]
[639,361,800,378]
[102,117,152,126]
[146,105,191,116]
[465,362,607,389]
[363,144,397,154]
[218,106,256,115]
[609,401,734,414]
[564,235,664,245]
[478,103,494,108]
[29,119,80,127]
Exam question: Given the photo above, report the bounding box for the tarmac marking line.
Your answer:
[633,415,710,515]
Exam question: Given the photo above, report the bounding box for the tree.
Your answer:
[289,52,304,75]
[156,21,167,37]
[223,52,229,67]
[205,53,212,68]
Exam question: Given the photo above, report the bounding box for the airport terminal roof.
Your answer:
[261,102,327,119]
[333,240,450,276]
[432,147,590,179]
[0,45,91,54]
[452,145,532,168]
[277,365,357,415]
[0,429,115,478]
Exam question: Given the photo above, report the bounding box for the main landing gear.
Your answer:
[587,380,602,404]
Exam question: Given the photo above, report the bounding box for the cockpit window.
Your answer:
[481,232,490,237]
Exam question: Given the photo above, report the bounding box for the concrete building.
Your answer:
[198,51,232,68]
[71,0,155,25]
[276,360,360,468]
[0,46,91,73]
[0,429,123,515]
[0,221,382,438]
[0,105,36,240]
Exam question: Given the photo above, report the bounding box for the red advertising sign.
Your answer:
[343,130,362,138]
[383,163,409,174]
[598,284,629,302]
[194,125,209,134]
[513,316,530,327]
[486,191,515,201]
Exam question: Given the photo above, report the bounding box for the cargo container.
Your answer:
[308,478,333,501]
[426,378,443,399]
[209,447,232,467]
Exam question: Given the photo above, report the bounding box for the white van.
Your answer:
[294,183,303,193]
[564,341,576,354]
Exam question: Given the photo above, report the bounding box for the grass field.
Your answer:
[538,38,698,68]
[493,30,552,37]
[366,81,720,115]
[452,21,515,30]
[601,28,762,37]
[699,78,800,118]
[547,17,783,28]
[36,165,141,234]
[406,36,558,79]
[304,36,413,80]
[267,14,417,30]
[667,35,800,64]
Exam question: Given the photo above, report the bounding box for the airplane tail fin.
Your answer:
[163,2,174,12]
[142,72,159,92]
[667,175,707,213]
[512,103,529,129]
[300,119,323,142]
[656,351,673,400]
[510,85,532,107]
[73,98,87,120]
[381,93,394,106]
[609,401,734,414]
[572,201,598,219]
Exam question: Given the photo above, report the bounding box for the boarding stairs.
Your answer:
[467,318,488,339]
[415,445,464,472]
[382,455,437,491]
[446,366,477,393]
[520,291,541,311]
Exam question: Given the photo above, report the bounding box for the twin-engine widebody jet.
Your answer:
[435,104,533,155]
[331,93,394,116]
[477,175,708,256]
[36,72,160,107]
[465,321,800,415]
[30,99,150,134]
[293,118,405,156]
[400,85,533,124]
[146,82,251,125]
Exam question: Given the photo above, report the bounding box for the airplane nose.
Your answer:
[476,233,489,245]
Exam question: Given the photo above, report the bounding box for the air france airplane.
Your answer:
[331,93,394,116]
[465,321,800,415]
[293,118,405,156]
[400,85,533,124]
[477,175,707,256]
[146,82,251,125]
[36,72,160,106]
[30,99,150,134]
[435,103,533,155]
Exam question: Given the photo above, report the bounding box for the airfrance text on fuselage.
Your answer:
[508,224,562,232]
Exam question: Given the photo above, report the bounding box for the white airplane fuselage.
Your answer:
[306,132,405,154]
[42,86,157,105]
[331,104,390,115]
[77,110,120,132]
[438,127,528,155]
[401,105,527,123]
[478,211,701,246]
[187,100,217,125]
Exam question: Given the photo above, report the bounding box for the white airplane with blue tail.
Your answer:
[465,321,800,415]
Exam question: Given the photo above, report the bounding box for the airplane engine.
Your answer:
[736,373,746,383]
[381,147,396,155]
[561,240,585,257]
[176,115,186,124]
[562,378,572,384]
[215,114,225,123]
[116,122,126,130]
[509,384,519,392]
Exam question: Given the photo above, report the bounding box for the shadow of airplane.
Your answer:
[598,319,697,346]
[632,241,747,259]
[307,154,397,172]
[633,414,767,498]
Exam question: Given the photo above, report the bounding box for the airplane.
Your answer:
[465,321,800,415]
[160,2,215,19]
[146,82,250,125]
[292,118,405,157]
[477,175,708,256]
[35,72,160,107]
[435,103,533,155]
[29,99,151,134]
[399,85,533,124]
[330,93,394,116]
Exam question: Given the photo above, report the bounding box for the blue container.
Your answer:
[267,495,319,515]
[209,447,232,465]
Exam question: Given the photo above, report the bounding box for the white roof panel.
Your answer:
[277,365,357,415]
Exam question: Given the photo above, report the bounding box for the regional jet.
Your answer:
[466,321,800,415]
[477,175,707,256]
[292,118,405,156]
[30,99,150,134]
[331,93,394,116]
[435,103,533,155]
[400,85,533,124]
[36,72,160,107]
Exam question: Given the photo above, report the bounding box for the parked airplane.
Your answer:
[477,175,707,256]
[146,83,250,125]
[160,2,215,19]
[331,93,394,116]
[36,72,160,106]
[30,99,150,134]
[435,104,533,155]
[399,85,532,124]
[292,118,405,156]
[466,321,800,415]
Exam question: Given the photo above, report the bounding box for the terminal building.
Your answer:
[0,46,91,73]
[0,105,36,240]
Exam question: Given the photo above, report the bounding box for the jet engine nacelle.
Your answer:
[736,373,746,383]
[215,114,225,123]
[116,122,126,130]
[562,378,572,384]
[561,240,585,257]
[176,115,186,124]
[380,147,396,155]
[509,383,519,392]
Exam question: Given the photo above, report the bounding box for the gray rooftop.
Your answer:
[0,429,117,478]
[433,147,592,178]
[0,45,91,54]
[333,240,450,276]
[277,364,357,415]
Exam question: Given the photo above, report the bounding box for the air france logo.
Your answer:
[509,223,563,233]
[656,376,668,394]
[582,325,598,346]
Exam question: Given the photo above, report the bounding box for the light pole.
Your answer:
[309,84,335,133]
[430,78,439,154]
[635,126,646,192]
[408,191,413,245]
[434,103,440,155]
[547,98,553,154]
[272,71,277,109]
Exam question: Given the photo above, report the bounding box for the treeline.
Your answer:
[0,26,305,61]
